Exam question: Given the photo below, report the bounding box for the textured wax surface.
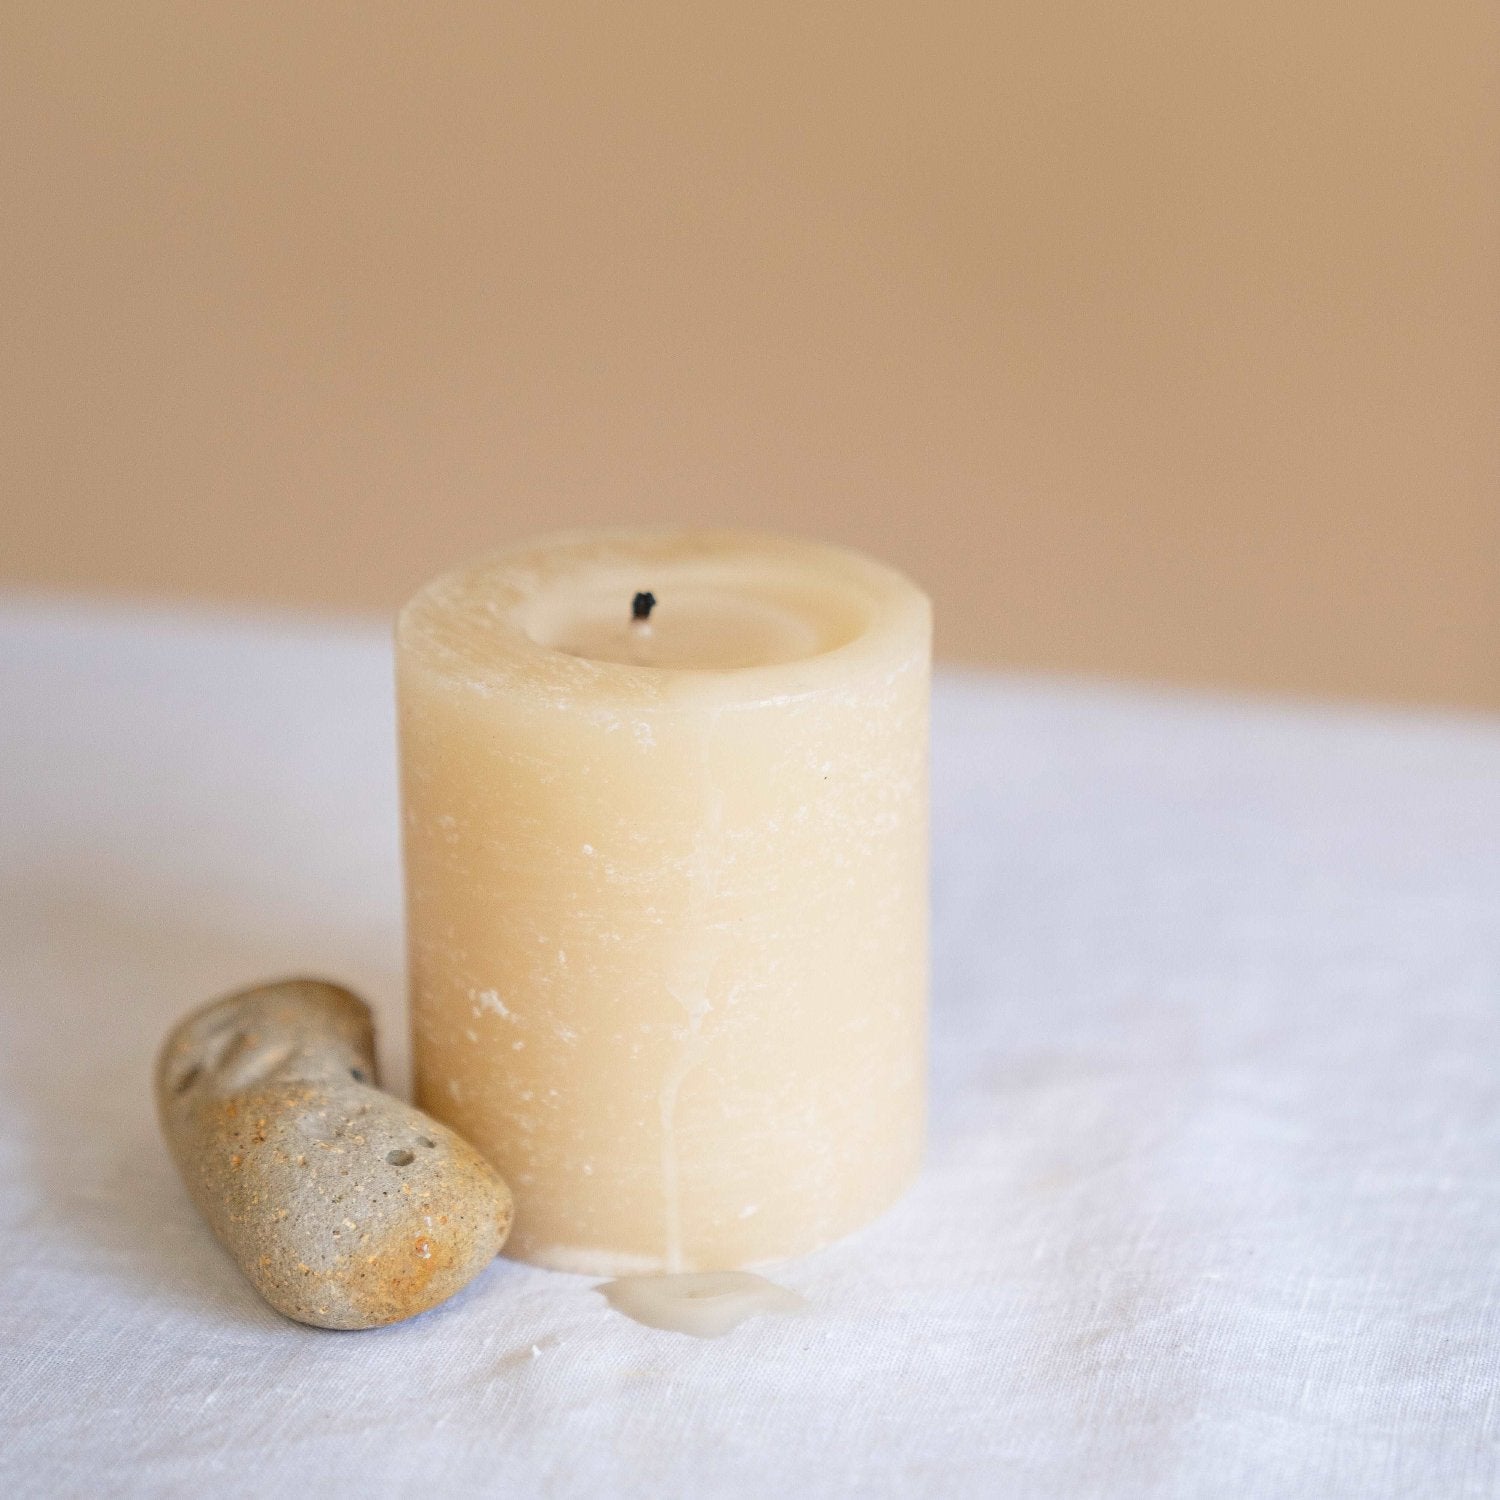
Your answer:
[398,532,930,1272]
[1,597,1497,1499]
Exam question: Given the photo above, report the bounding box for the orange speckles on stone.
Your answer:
[156,978,514,1330]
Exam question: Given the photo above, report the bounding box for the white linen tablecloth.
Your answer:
[1,596,1496,1499]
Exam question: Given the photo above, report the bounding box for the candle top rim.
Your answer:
[397,528,931,709]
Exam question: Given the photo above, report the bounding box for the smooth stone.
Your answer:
[155,978,513,1330]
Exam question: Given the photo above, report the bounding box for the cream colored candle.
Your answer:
[397,530,929,1274]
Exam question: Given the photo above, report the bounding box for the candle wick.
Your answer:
[631,591,657,623]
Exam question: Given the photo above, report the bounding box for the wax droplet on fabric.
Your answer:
[598,1271,807,1338]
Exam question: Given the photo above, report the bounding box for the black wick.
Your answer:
[631,591,657,623]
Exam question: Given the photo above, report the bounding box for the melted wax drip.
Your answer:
[598,1271,807,1338]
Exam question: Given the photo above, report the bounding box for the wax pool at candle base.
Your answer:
[599,1271,807,1338]
[398,529,931,1275]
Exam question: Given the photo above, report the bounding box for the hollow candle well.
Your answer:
[397,529,930,1274]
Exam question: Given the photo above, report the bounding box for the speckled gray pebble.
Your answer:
[155,978,513,1329]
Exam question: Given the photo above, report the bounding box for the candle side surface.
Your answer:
[397,530,930,1273]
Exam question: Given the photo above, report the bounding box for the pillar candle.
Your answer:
[397,530,930,1274]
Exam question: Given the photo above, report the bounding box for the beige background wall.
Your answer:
[3,2,1496,707]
